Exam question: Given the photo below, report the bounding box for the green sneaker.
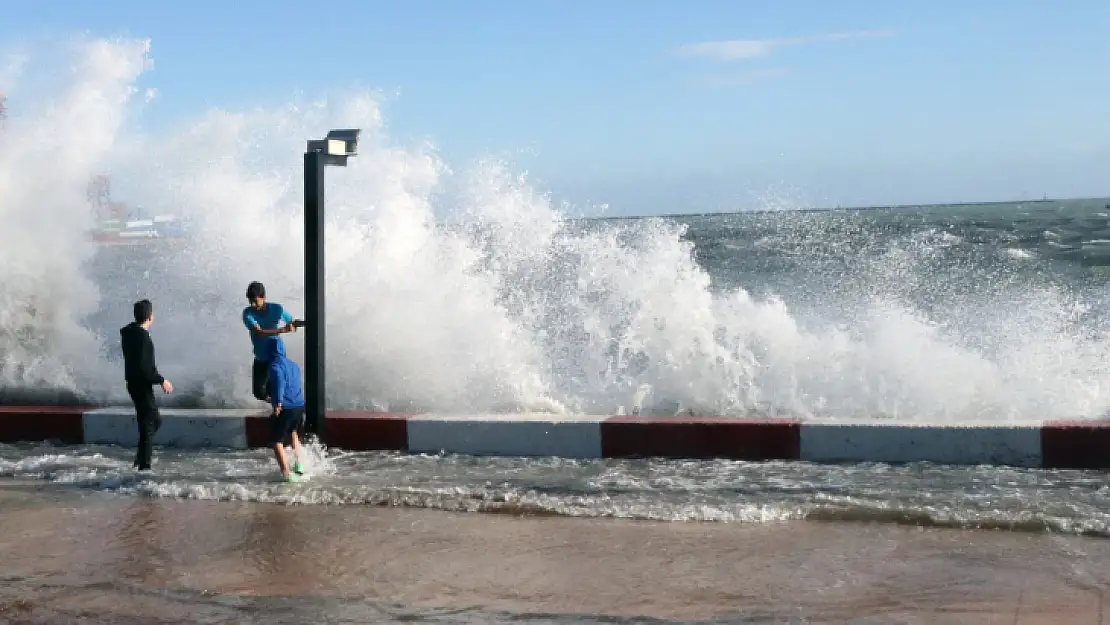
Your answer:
[293,463,305,475]
[284,472,299,483]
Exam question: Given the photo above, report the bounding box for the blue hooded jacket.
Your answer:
[265,337,306,411]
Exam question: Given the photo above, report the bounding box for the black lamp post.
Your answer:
[303,128,360,438]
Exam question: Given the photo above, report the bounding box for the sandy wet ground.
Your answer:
[0,482,1108,624]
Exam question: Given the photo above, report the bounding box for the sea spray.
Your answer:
[3,37,1110,420]
[0,38,153,403]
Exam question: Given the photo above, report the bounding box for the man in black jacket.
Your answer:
[120,299,174,471]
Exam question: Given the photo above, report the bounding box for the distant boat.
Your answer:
[91,215,186,245]
[86,174,186,245]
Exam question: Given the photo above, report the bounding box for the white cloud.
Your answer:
[677,29,895,61]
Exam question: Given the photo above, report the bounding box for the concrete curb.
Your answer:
[0,406,1107,468]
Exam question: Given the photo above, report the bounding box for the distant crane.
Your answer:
[86,175,128,221]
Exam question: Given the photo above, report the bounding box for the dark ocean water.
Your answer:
[683,198,1110,304]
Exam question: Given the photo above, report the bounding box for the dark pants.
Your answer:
[269,406,306,446]
[127,382,162,470]
[252,359,269,401]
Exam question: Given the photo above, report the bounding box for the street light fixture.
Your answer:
[303,128,360,438]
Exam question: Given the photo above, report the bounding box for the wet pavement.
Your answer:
[1,482,1109,623]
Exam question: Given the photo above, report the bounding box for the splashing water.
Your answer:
[2,36,1110,421]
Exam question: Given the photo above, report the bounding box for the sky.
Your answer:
[1,0,1109,215]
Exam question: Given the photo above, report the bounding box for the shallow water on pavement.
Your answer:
[2,474,1110,623]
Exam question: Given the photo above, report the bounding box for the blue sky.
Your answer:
[2,0,1109,215]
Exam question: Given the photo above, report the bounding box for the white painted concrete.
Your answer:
[407,414,606,458]
[82,408,254,449]
[799,422,1043,467]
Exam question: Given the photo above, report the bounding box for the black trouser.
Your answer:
[127,382,162,470]
[252,359,269,401]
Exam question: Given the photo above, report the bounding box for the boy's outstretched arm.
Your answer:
[244,308,296,337]
[280,308,304,330]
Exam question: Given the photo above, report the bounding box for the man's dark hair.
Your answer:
[133,299,153,323]
[246,281,266,300]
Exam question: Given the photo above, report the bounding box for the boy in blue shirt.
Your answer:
[263,336,307,482]
[242,281,301,402]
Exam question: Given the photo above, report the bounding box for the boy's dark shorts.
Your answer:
[269,406,305,446]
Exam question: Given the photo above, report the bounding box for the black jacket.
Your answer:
[120,322,165,387]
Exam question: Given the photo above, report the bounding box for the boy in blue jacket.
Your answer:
[263,337,307,482]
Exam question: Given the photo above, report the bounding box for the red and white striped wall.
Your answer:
[1,406,1107,469]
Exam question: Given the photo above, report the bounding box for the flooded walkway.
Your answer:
[1,482,1109,623]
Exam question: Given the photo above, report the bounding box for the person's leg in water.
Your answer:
[289,432,305,475]
[287,406,306,475]
[128,383,161,470]
[271,439,292,479]
[269,406,305,480]
[140,408,163,470]
[270,437,305,480]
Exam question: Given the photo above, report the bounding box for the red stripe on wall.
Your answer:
[244,411,278,449]
[601,415,802,460]
[322,411,412,451]
[1041,420,1110,469]
[0,405,90,444]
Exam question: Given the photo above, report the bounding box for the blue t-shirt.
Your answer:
[243,302,293,361]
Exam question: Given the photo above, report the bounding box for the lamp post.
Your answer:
[303,128,360,438]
